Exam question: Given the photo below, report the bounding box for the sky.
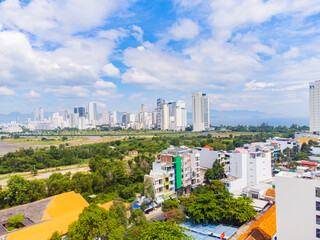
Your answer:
[0,0,320,117]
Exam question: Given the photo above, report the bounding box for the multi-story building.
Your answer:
[161,103,169,130]
[146,146,202,198]
[221,146,272,193]
[156,98,165,129]
[144,161,175,200]
[194,145,228,169]
[192,92,210,131]
[87,102,97,122]
[275,171,320,240]
[310,81,320,133]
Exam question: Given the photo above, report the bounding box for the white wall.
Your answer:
[276,172,320,240]
[197,148,222,169]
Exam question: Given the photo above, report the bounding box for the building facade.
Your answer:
[192,92,210,131]
[310,81,320,133]
[276,171,320,240]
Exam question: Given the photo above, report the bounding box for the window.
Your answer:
[317,215,320,225]
[316,188,320,197]
[316,201,320,211]
[317,229,320,238]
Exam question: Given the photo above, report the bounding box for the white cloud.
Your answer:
[0,86,14,95]
[93,90,123,99]
[0,0,133,42]
[45,86,89,97]
[245,80,275,90]
[102,63,120,78]
[122,68,160,85]
[131,25,143,42]
[283,47,300,59]
[94,80,117,89]
[24,90,40,98]
[168,18,199,40]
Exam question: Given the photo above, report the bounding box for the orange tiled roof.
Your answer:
[264,189,275,202]
[238,204,276,240]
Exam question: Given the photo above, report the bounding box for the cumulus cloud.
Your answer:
[168,18,199,40]
[0,86,14,95]
[102,63,120,78]
[0,0,133,42]
[93,90,123,99]
[131,25,144,42]
[94,80,117,89]
[24,90,40,98]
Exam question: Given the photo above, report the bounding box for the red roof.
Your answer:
[270,143,279,146]
[203,145,213,150]
[301,161,318,166]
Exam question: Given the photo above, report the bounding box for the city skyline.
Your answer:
[0,1,319,117]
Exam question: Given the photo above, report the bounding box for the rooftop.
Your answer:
[238,204,276,240]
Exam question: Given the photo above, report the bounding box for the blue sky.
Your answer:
[0,0,320,117]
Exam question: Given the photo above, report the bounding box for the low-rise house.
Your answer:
[266,137,299,152]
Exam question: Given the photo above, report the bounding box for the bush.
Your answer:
[162,199,179,212]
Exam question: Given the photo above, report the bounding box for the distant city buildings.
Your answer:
[192,92,210,131]
[0,94,211,132]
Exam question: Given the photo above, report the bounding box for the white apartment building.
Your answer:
[193,146,228,169]
[88,102,97,122]
[266,137,299,152]
[192,92,210,132]
[109,111,117,127]
[221,147,272,193]
[275,171,320,240]
[161,103,170,130]
[102,110,109,125]
[310,81,320,133]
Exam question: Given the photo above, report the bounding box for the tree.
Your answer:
[294,151,309,160]
[204,160,225,181]
[125,221,192,240]
[208,180,226,194]
[143,178,155,200]
[62,136,68,142]
[67,204,124,240]
[162,199,179,212]
[49,231,63,240]
[7,214,24,231]
[301,143,310,153]
[7,175,30,206]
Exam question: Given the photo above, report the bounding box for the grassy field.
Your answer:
[1,137,72,145]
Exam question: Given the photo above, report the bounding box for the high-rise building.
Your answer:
[161,103,169,130]
[109,111,117,127]
[34,107,44,121]
[102,110,109,125]
[192,92,210,131]
[156,98,165,129]
[78,107,86,117]
[310,81,320,133]
[275,171,320,240]
[87,102,97,122]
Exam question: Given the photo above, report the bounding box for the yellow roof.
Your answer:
[7,209,82,240]
[296,137,318,147]
[42,191,89,220]
[238,204,276,240]
[7,191,89,240]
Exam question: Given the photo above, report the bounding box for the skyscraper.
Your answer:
[87,102,97,122]
[156,98,165,129]
[310,81,320,133]
[192,92,210,131]
[78,107,86,117]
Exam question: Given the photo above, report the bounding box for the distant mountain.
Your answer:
[187,110,309,127]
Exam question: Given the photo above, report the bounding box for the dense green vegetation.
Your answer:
[179,180,257,226]
[0,132,285,175]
